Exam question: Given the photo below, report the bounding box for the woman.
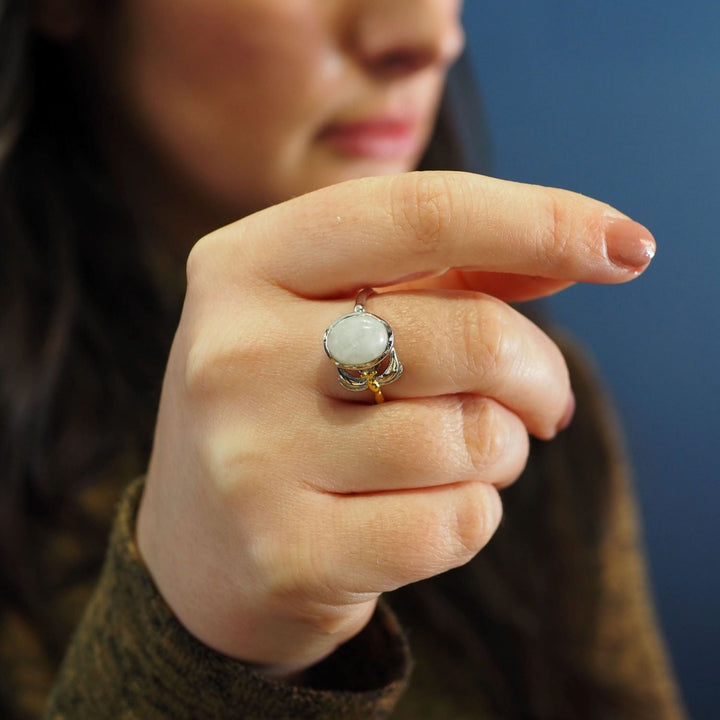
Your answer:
[0,0,686,717]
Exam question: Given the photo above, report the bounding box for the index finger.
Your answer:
[223,171,655,297]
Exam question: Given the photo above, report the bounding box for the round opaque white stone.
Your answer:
[325,313,389,366]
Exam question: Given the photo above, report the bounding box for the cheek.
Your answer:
[116,0,337,199]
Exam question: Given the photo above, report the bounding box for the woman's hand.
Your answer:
[136,171,655,674]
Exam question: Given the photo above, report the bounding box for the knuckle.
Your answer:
[537,190,574,266]
[185,240,204,289]
[462,399,507,473]
[184,331,264,399]
[185,232,218,291]
[195,422,260,497]
[183,337,211,397]
[450,484,502,562]
[458,298,515,382]
[184,337,222,398]
[390,172,454,255]
[186,226,257,301]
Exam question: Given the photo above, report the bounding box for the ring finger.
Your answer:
[313,290,572,439]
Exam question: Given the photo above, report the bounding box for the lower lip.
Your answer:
[319,122,420,160]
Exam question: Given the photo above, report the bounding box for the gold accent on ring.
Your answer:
[364,373,385,404]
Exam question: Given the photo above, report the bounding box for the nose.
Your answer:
[347,0,465,79]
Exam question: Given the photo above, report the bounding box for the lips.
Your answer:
[318,117,422,160]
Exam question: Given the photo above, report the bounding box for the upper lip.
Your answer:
[319,111,422,136]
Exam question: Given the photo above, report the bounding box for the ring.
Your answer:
[323,288,403,404]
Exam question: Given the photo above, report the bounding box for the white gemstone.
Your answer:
[325,313,389,366]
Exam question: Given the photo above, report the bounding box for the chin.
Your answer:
[315,156,422,188]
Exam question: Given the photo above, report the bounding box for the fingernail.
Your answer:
[556,391,576,433]
[604,215,656,271]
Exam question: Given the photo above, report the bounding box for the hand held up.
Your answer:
[136,171,655,674]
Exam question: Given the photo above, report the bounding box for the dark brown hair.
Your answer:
[0,0,174,657]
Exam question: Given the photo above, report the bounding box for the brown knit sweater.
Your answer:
[0,339,687,719]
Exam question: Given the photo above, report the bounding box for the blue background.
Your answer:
[463,4,720,719]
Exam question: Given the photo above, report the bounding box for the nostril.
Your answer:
[371,48,436,78]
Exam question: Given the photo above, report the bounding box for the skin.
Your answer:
[88,0,465,250]
[36,0,656,675]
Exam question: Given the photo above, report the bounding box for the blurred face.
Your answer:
[99,0,465,220]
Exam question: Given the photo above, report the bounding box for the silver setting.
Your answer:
[323,289,403,393]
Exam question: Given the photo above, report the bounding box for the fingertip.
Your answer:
[529,389,576,441]
[604,214,656,273]
[556,390,576,433]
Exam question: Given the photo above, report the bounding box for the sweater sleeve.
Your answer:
[45,478,411,720]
